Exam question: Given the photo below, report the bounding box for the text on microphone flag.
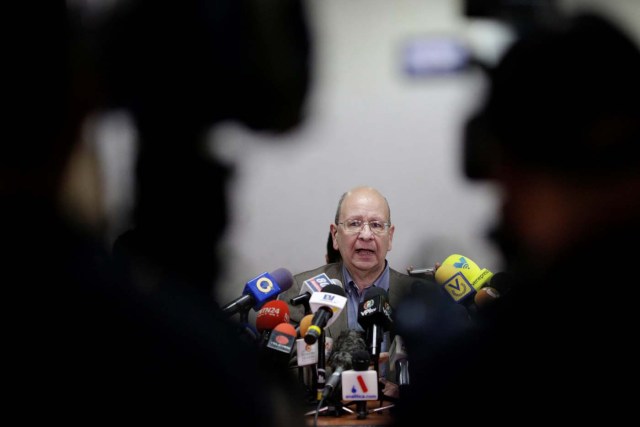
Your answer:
[267,330,295,353]
[303,273,333,292]
[452,256,471,269]
[322,293,338,302]
[247,273,277,295]
[356,375,369,393]
[442,271,475,302]
[342,370,379,400]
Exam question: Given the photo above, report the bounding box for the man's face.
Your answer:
[331,188,394,278]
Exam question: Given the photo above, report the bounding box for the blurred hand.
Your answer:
[380,378,399,399]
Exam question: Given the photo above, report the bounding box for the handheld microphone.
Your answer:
[473,271,513,310]
[221,268,294,317]
[342,349,378,419]
[256,300,290,345]
[322,352,350,401]
[289,294,312,314]
[304,284,347,345]
[290,274,341,315]
[322,330,367,400]
[262,322,297,369]
[299,314,314,338]
[474,286,499,307]
[357,287,393,364]
[435,254,493,305]
[295,314,317,400]
[296,314,332,367]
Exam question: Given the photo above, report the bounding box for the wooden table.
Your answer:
[304,400,395,426]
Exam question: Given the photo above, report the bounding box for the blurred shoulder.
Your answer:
[388,267,438,301]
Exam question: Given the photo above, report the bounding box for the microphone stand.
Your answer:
[297,355,317,404]
[375,354,401,413]
[367,325,388,410]
[305,329,350,418]
[316,331,326,402]
[368,331,399,413]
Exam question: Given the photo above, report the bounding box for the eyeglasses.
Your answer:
[338,219,390,235]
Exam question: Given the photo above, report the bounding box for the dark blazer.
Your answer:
[278,261,437,341]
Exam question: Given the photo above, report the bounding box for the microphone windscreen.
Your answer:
[331,278,343,287]
[473,271,514,308]
[363,286,387,299]
[329,351,353,371]
[264,322,297,358]
[473,287,500,308]
[270,267,294,292]
[441,253,481,271]
[434,264,459,285]
[322,284,346,297]
[299,314,314,337]
[352,350,371,371]
[273,322,297,336]
[358,287,392,331]
[256,300,290,332]
[438,254,493,290]
[328,330,366,369]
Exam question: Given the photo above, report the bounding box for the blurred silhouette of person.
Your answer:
[104,0,311,298]
[325,230,342,264]
[394,10,640,425]
[6,0,311,424]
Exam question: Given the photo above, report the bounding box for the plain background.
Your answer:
[92,0,640,307]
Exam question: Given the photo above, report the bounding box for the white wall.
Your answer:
[95,0,640,306]
[212,0,507,304]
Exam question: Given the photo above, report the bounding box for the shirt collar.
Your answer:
[342,260,390,296]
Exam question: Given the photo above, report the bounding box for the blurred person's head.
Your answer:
[96,0,310,134]
[464,12,640,268]
[330,186,394,281]
[82,0,311,294]
[5,1,106,231]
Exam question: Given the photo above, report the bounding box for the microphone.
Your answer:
[295,314,317,400]
[290,274,342,315]
[303,283,345,400]
[304,284,347,345]
[221,268,294,317]
[357,287,393,365]
[296,314,328,367]
[434,254,493,305]
[262,322,297,369]
[473,271,513,310]
[322,330,367,400]
[342,349,378,419]
[388,335,409,389]
[296,313,334,402]
[299,314,314,338]
[256,300,290,345]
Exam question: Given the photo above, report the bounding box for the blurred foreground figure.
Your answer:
[6,0,310,424]
[104,0,310,296]
[395,10,640,425]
